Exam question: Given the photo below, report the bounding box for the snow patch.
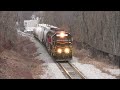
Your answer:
[24,27,35,32]
[70,57,116,79]
[17,29,28,37]
[104,68,120,76]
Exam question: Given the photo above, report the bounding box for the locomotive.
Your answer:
[33,24,73,61]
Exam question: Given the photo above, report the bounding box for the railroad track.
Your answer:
[57,62,86,79]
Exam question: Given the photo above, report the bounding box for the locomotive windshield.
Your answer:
[56,35,71,41]
[52,32,72,46]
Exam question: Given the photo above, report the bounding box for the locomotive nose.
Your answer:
[57,48,62,54]
[56,47,71,54]
[64,48,70,54]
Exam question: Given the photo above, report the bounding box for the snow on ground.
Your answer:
[29,36,65,79]
[17,29,28,37]
[24,27,35,32]
[70,57,118,79]
[104,68,120,76]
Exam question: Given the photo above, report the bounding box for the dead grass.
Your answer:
[0,34,44,79]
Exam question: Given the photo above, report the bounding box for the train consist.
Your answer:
[33,24,73,61]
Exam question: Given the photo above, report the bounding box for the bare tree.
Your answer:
[0,11,18,51]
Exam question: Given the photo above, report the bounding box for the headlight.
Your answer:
[56,31,68,38]
[57,48,62,54]
[59,32,65,38]
[64,48,70,54]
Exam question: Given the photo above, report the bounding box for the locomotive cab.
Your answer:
[51,31,73,60]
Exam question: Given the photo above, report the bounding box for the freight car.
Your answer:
[33,24,73,61]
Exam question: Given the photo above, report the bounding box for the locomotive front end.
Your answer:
[55,46,72,59]
[52,31,73,60]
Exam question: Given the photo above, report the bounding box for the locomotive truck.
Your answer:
[33,24,73,61]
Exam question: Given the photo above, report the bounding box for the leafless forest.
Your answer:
[0,11,43,78]
[0,11,120,60]
[34,11,120,60]
[0,11,33,52]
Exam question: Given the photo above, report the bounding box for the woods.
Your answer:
[34,11,120,57]
[0,11,34,52]
[0,11,18,52]
[0,11,120,56]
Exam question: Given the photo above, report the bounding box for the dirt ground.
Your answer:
[0,35,44,79]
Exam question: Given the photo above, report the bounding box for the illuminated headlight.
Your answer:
[56,31,68,38]
[64,48,70,54]
[57,48,62,54]
[60,32,65,38]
